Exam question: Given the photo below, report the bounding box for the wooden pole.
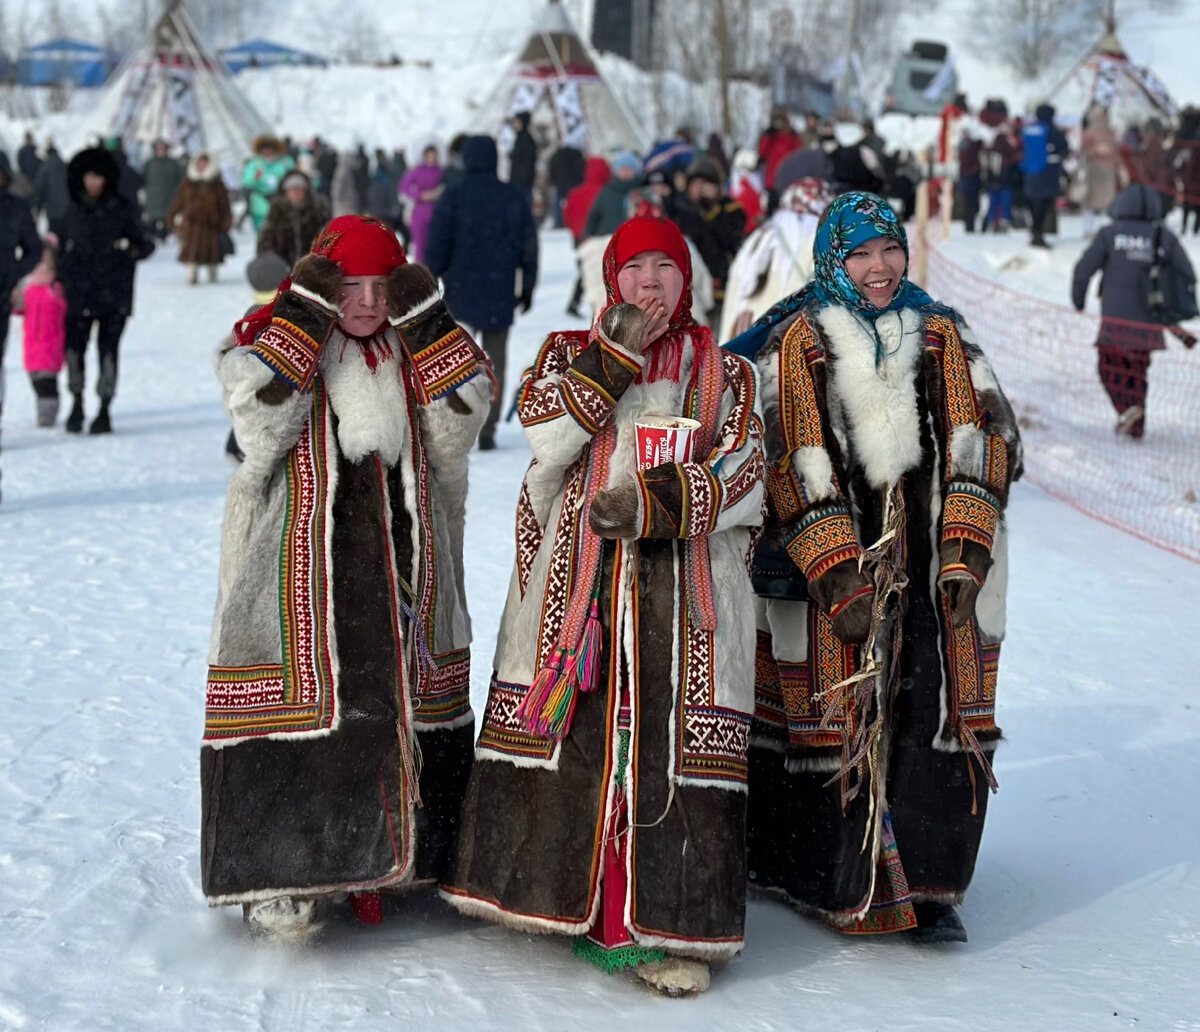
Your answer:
[915,179,929,288]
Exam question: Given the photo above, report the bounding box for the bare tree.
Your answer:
[967,0,1183,81]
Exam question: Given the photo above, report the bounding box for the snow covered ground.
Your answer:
[1,226,1199,1030]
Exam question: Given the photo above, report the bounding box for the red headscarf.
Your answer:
[234,215,407,347]
[598,216,705,382]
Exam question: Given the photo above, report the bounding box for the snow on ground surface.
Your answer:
[1,225,1199,1030]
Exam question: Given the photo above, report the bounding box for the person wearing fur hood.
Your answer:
[728,192,1021,945]
[202,215,493,941]
[442,216,766,997]
[166,153,232,284]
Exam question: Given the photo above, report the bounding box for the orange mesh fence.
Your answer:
[917,236,1200,563]
[1121,141,1200,209]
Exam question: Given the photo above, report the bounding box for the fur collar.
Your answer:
[817,305,925,489]
[187,157,222,183]
[320,327,411,466]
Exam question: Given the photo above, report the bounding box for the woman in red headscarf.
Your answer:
[442,216,765,996]
[201,215,493,940]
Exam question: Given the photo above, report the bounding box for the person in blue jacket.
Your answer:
[1020,103,1070,248]
[425,135,539,450]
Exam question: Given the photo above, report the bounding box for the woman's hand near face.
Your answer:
[636,294,671,350]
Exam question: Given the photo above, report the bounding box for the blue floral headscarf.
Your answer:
[725,191,953,360]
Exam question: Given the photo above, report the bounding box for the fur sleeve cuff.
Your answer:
[639,462,724,539]
[394,301,484,403]
[250,290,337,392]
[559,336,644,436]
[941,482,1001,552]
[783,503,862,581]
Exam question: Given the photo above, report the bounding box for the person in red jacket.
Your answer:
[563,155,611,317]
[756,107,803,212]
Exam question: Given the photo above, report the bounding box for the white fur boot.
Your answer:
[242,896,321,943]
[635,957,711,997]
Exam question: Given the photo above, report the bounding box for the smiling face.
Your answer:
[843,235,907,309]
[616,249,685,319]
[338,275,389,337]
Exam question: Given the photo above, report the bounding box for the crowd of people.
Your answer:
[1,90,1194,998]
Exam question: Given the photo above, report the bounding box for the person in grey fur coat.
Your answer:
[201,215,492,941]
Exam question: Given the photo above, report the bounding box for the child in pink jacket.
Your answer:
[18,238,67,427]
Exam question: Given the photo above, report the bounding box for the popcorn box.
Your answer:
[634,415,700,471]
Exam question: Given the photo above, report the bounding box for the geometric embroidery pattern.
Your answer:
[477,679,557,761]
[204,384,336,741]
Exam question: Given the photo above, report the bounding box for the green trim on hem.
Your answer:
[572,936,665,973]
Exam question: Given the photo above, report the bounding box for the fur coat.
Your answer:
[747,300,1021,931]
[166,159,232,266]
[443,323,766,960]
[201,276,490,906]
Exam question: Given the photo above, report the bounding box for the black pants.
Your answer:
[472,326,509,442]
[1028,197,1054,241]
[66,312,127,402]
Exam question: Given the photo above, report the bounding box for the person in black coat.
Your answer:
[1,150,42,497]
[670,158,746,328]
[507,111,538,206]
[425,135,538,450]
[58,147,155,435]
[1071,182,1197,438]
[547,142,585,228]
[33,144,71,238]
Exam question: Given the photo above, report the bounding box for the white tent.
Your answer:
[1052,31,1177,133]
[88,0,269,173]
[475,0,649,157]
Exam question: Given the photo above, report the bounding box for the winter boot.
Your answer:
[635,957,711,997]
[208,264,218,283]
[37,396,60,427]
[243,896,322,944]
[908,901,968,944]
[65,393,85,433]
[187,263,198,285]
[88,401,112,435]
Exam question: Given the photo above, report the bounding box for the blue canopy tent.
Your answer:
[218,39,327,75]
[17,38,112,87]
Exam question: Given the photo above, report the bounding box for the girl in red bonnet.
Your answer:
[202,215,492,940]
[443,217,765,996]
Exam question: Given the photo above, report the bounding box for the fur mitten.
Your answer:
[599,302,646,354]
[808,558,874,645]
[386,263,440,324]
[589,480,641,539]
[937,538,991,627]
[290,254,342,310]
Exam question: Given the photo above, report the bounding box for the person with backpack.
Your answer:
[1071,182,1197,439]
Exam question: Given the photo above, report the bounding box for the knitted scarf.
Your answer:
[517,219,725,740]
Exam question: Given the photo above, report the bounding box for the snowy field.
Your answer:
[1,226,1199,1030]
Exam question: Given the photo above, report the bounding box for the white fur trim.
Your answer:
[948,424,985,480]
[474,745,562,771]
[819,305,924,489]
[388,289,440,326]
[290,282,339,314]
[788,446,836,504]
[439,889,593,937]
[975,518,1008,642]
[596,327,646,369]
[320,328,411,465]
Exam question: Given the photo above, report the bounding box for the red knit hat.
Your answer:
[311,215,407,275]
[607,215,690,278]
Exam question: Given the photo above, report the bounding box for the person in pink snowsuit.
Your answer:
[18,238,67,427]
[398,145,444,262]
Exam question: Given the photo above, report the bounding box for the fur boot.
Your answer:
[88,401,112,435]
[187,263,198,285]
[635,957,711,997]
[242,896,322,944]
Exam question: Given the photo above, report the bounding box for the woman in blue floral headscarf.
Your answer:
[741,191,1023,944]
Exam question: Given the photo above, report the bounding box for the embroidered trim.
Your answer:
[785,504,861,581]
[942,483,1001,550]
[252,321,321,391]
[409,326,480,401]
